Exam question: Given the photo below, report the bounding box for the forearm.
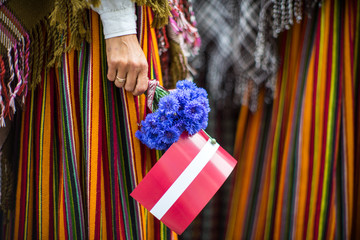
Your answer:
[91,0,148,96]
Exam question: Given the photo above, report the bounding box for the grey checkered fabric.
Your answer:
[190,0,320,111]
[190,0,278,111]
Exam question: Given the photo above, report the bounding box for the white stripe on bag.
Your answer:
[150,139,220,219]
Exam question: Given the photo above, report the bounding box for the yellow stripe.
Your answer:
[354,0,360,80]
[88,11,102,240]
[225,107,248,239]
[40,70,52,238]
[148,7,163,85]
[255,68,283,239]
[265,33,291,239]
[295,48,316,240]
[274,22,303,238]
[343,1,355,236]
[306,2,330,237]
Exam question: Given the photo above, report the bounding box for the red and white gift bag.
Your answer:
[130,130,237,234]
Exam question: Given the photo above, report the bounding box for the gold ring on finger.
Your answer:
[116,76,126,84]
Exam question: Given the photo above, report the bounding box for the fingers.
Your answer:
[124,61,138,92]
[114,76,126,88]
[105,35,149,96]
[107,60,117,83]
[132,64,148,96]
[114,62,127,88]
[111,59,148,96]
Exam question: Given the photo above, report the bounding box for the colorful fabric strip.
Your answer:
[226,0,358,239]
[1,9,178,240]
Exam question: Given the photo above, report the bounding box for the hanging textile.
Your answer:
[226,0,359,239]
[0,3,194,239]
[190,0,320,112]
[0,0,172,125]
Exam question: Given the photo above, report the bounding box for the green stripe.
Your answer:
[306,5,326,238]
[319,1,339,238]
[59,62,84,240]
[265,33,291,240]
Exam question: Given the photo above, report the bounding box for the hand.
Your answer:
[105,34,148,96]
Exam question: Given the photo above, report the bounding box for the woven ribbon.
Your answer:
[147,79,158,112]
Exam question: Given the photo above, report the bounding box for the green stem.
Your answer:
[202,130,217,144]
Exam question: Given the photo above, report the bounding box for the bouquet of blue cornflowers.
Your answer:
[135,80,210,150]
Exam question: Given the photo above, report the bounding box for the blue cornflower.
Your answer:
[176,80,197,90]
[141,114,158,133]
[145,130,163,149]
[158,95,180,115]
[196,97,210,113]
[157,110,169,122]
[188,88,207,100]
[184,120,201,135]
[173,89,191,107]
[161,126,181,144]
[156,110,176,129]
[135,130,144,142]
[184,100,206,120]
[199,115,209,130]
[195,88,208,98]
[156,140,170,150]
[135,80,210,150]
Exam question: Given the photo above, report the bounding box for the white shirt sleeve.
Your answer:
[91,0,137,39]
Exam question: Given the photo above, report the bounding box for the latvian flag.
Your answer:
[131,130,237,234]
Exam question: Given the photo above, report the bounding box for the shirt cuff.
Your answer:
[98,6,137,39]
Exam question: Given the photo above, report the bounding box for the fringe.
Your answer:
[168,39,187,85]
[0,56,6,127]
[46,0,171,68]
[168,1,201,57]
[5,50,14,116]
[133,0,171,28]
[0,0,172,126]
[48,0,90,68]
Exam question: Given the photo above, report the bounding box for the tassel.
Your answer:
[49,0,68,31]
[70,0,90,11]
[47,0,91,68]
[169,39,187,86]
[30,22,45,88]
[30,27,40,86]
[44,20,52,65]
[47,25,61,67]
[67,4,87,51]
[88,0,101,8]
[134,0,171,28]
[23,35,30,96]
[0,56,6,126]
[9,43,24,114]
[22,0,170,89]
[6,50,14,111]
